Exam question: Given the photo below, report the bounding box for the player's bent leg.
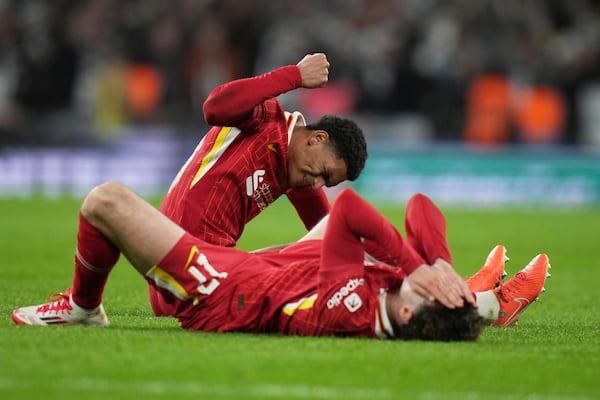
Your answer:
[82,181,186,275]
[492,254,551,327]
[12,289,108,327]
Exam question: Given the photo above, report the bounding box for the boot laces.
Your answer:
[36,290,73,314]
[496,271,525,303]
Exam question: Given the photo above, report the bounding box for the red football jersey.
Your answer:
[160,66,330,247]
[220,242,406,339]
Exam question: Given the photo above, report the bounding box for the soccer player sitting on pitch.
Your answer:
[160,52,367,248]
[154,52,368,316]
[13,182,550,339]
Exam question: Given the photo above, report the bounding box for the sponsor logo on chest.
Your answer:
[246,169,274,210]
[327,278,364,312]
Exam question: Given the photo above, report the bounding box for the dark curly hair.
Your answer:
[395,302,485,342]
[305,115,367,181]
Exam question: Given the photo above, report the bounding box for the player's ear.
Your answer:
[398,305,414,325]
[308,130,329,145]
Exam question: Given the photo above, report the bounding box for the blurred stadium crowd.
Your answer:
[0,0,600,148]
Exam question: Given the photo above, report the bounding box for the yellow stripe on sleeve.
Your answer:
[190,126,237,188]
[282,293,318,316]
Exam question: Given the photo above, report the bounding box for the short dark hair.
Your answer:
[305,115,367,181]
[395,302,485,342]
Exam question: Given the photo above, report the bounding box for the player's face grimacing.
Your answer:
[287,131,348,190]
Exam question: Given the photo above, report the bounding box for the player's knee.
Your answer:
[82,181,126,221]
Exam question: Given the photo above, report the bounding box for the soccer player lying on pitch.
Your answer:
[12,182,550,340]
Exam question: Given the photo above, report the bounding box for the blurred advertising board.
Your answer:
[353,146,600,207]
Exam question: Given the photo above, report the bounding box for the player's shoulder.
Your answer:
[234,98,285,135]
[257,98,287,123]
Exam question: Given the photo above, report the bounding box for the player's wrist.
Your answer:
[276,65,303,89]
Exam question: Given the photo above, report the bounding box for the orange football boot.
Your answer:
[466,245,508,292]
[492,254,551,327]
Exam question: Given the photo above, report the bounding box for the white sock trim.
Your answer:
[475,290,500,325]
[69,296,98,313]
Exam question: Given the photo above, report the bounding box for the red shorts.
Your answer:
[146,233,248,318]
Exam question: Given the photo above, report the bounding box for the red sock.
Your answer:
[71,213,120,309]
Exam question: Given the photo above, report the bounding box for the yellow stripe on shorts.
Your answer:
[146,265,190,300]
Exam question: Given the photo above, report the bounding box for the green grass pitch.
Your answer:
[1,196,599,399]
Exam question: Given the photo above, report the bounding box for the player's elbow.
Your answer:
[336,188,359,203]
[202,85,234,126]
[407,193,433,209]
[202,95,221,126]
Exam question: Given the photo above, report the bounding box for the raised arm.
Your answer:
[319,189,426,282]
[320,189,473,309]
[203,53,330,127]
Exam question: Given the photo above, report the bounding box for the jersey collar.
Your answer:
[285,111,306,145]
[375,289,395,339]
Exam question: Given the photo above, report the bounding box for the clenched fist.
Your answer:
[297,53,330,89]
